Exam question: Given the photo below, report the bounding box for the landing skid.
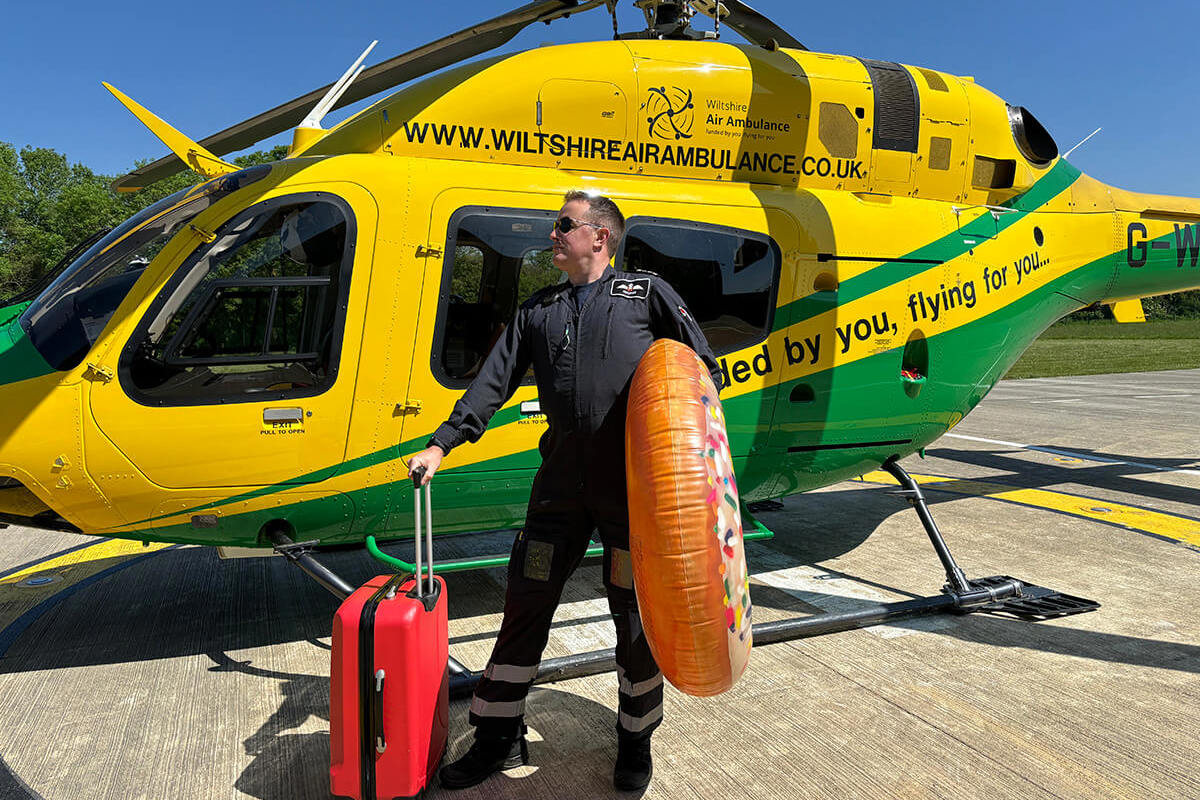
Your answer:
[267,458,1100,697]
[448,457,1100,698]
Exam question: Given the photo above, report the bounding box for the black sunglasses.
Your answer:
[554,216,603,234]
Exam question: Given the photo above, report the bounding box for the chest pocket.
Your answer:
[602,294,656,367]
[531,296,568,364]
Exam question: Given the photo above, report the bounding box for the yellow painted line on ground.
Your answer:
[0,539,173,585]
[858,471,1200,548]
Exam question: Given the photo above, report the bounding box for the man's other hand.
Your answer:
[408,445,445,486]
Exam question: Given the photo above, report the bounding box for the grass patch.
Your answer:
[1036,318,1200,340]
[1006,319,1200,378]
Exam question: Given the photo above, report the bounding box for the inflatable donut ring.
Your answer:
[625,338,752,697]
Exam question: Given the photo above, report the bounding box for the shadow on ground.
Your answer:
[2,458,1195,680]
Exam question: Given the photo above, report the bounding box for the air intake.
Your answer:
[860,59,920,153]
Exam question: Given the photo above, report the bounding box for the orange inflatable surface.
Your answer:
[625,339,752,697]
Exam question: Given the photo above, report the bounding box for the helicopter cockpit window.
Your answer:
[618,219,779,355]
[1008,105,1058,166]
[435,209,562,385]
[122,193,354,405]
[19,165,270,372]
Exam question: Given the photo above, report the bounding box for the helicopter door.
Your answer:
[401,192,562,534]
[405,190,793,532]
[87,185,376,489]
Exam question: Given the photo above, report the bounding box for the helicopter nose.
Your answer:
[0,308,57,462]
[0,308,79,527]
[0,307,55,388]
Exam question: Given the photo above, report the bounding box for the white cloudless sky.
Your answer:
[2,1,1195,196]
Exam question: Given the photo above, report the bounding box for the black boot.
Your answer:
[613,733,653,791]
[439,732,529,790]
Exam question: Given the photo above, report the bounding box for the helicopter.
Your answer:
[0,0,1197,601]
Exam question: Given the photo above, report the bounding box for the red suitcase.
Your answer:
[331,480,448,800]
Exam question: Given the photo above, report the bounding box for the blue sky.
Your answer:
[2,1,1197,196]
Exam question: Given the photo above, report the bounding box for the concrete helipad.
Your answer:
[1,370,1198,800]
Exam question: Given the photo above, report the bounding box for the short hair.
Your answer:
[563,190,624,255]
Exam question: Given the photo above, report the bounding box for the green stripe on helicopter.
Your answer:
[779,159,1082,327]
[107,157,1094,534]
[111,235,1116,547]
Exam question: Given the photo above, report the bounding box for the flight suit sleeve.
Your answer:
[648,278,724,390]
[428,305,534,454]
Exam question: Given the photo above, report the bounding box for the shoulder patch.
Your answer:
[610,277,650,300]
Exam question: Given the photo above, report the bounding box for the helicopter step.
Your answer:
[967,575,1101,620]
[877,455,1100,618]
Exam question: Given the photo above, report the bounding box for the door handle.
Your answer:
[520,400,541,416]
[263,407,303,423]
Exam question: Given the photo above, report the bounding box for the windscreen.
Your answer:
[19,165,270,371]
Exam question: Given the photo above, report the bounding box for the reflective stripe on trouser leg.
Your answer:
[484,662,541,683]
[604,541,663,740]
[616,663,665,734]
[469,662,541,721]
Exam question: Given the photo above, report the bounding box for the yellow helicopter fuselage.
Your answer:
[1,40,1197,547]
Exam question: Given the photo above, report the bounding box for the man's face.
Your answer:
[550,199,605,273]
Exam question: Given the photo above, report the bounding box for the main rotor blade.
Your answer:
[715,1,806,51]
[113,0,606,192]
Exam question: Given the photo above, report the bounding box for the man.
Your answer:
[407,190,719,791]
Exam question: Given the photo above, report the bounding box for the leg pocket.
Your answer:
[522,539,555,582]
[608,546,634,591]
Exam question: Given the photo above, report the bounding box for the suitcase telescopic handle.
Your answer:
[411,468,434,596]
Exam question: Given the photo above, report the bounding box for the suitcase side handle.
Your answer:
[373,668,387,754]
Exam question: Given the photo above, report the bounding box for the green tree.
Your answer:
[0,144,125,299]
[0,143,289,302]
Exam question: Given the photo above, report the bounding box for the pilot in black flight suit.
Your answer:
[407,191,719,792]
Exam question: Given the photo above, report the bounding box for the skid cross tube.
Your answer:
[267,529,356,600]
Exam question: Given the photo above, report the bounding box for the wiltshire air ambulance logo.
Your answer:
[643,86,694,140]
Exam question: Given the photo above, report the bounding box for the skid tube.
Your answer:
[448,457,1099,698]
[447,574,1025,698]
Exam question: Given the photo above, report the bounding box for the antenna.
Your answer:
[298,40,379,131]
[690,1,729,36]
[1063,127,1102,160]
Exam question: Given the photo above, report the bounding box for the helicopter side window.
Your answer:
[618,219,779,356]
[122,194,354,405]
[434,209,561,386]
